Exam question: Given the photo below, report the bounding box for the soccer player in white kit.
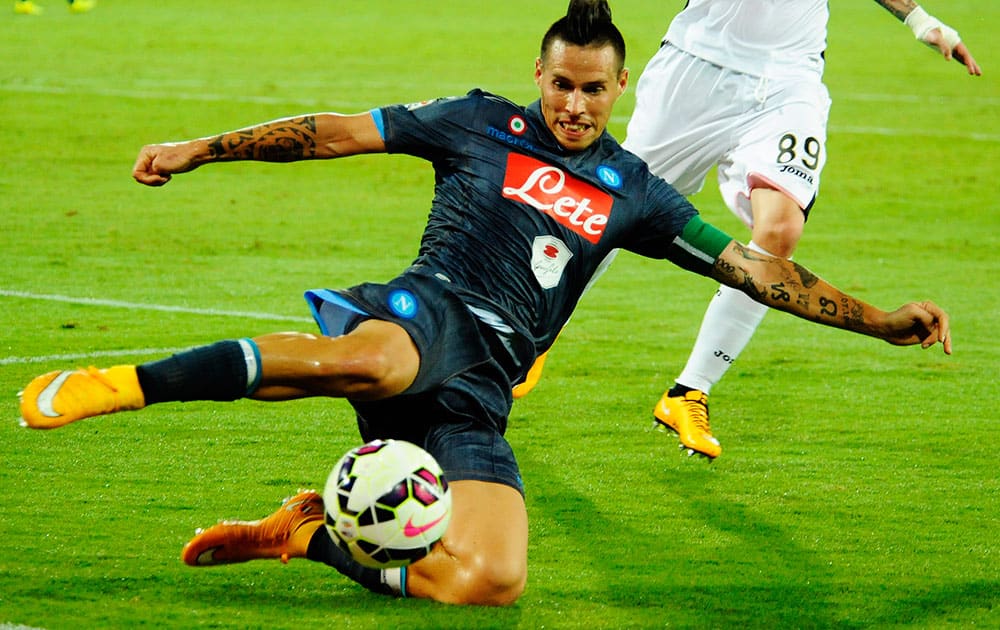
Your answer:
[510,0,980,456]
[625,0,980,459]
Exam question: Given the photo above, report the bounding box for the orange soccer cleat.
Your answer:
[181,491,326,566]
[19,366,145,429]
[652,389,721,460]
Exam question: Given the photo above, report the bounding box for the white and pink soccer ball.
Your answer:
[324,439,452,569]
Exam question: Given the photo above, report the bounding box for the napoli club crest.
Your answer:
[388,289,418,318]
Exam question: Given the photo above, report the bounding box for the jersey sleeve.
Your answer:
[626,174,733,276]
[667,215,733,276]
[374,95,476,162]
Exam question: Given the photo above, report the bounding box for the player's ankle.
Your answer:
[668,383,695,397]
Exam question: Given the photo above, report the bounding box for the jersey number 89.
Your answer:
[777,133,821,170]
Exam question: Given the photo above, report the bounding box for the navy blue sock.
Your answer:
[136,339,259,404]
[668,383,695,398]
[306,526,396,596]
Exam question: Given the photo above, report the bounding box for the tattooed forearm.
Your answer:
[791,280,876,333]
[714,253,767,302]
[206,115,319,162]
[714,242,879,336]
[874,0,918,22]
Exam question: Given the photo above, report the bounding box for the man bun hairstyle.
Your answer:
[541,0,626,70]
[563,0,613,42]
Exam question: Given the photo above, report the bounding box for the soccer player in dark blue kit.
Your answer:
[20,0,950,606]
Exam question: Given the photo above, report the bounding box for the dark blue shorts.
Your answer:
[366,418,524,497]
[304,273,524,496]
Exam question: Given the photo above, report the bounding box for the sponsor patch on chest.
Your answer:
[502,153,613,244]
[530,235,573,289]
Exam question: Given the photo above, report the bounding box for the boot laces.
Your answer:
[685,393,711,434]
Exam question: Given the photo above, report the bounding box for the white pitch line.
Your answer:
[608,115,1000,143]
[1,289,315,366]
[830,124,1000,143]
[6,80,997,106]
[0,289,314,323]
[1,82,345,109]
[840,91,1000,106]
[0,347,187,366]
[5,81,996,144]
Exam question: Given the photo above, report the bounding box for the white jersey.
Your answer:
[664,0,829,79]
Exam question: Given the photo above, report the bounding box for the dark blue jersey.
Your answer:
[372,89,729,353]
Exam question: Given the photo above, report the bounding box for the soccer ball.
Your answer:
[323,439,452,569]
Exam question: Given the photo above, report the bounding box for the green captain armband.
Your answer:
[678,215,733,262]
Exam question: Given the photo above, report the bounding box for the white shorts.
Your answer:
[623,43,831,228]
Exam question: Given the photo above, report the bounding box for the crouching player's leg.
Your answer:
[319,478,527,605]
[321,418,528,605]
[405,480,527,605]
[405,430,528,606]
[182,478,527,606]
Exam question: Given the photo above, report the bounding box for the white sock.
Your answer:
[381,567,406,597]
[675,241,777,393]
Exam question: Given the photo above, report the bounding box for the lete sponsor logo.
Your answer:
[502,153,612,244]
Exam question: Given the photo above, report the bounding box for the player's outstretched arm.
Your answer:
[875,0,982,75]
[132,112,386,187]
[710,241,952,354]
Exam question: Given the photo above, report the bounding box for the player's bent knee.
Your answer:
[486,561,527,605]
[470,552,527,605]
[408,528,528,605]
[439,555,527,606]
[752,221,802,257]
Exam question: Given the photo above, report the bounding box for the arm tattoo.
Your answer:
[790,261,819,288]
[819,296,838,317]
[207,115,319,162]
[715,242,876,334]
[847,301,866,329]
[713,245,768,302]
[874,0,918,22]
[770,282,791,303]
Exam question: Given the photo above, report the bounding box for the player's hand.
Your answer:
[880,301,952,354]
[132,142,201,187]
[950,41,982,76]
[921,26,982,76]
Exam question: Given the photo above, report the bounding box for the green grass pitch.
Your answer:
[1,1,997,627]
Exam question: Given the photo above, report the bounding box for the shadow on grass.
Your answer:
[170,571,526,628]
[518,444,844,627]
[8,568,525,628]
[858,579,999,627]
